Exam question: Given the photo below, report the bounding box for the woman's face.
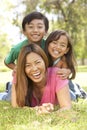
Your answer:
[48,35,69,61]
[25,52,46,83]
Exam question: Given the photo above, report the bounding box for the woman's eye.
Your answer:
[36,60,42,64]
[25,64,31,68]
[36,61,40,64]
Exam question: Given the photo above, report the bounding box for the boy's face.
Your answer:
[23,19,47,43]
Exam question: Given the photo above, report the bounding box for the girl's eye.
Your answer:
[52,41,57,44]
[61,44,65,47]
[60,44,67,47]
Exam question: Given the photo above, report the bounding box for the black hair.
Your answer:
[22,11,49,32]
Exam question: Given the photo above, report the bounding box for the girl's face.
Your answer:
[48,35,69,61]
[25,52,46,83]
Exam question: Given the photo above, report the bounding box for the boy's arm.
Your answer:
[4,39,28,70]
[4,60,16,70]
[4,46,17,70]
[4,44,19,70]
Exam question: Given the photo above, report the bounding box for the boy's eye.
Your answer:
[28,25,33,28]
[38,26,43,28]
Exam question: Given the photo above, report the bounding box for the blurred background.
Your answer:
[0,0,87,67]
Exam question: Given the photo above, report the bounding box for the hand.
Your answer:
[34,103,54,114]
[56,68,71,79]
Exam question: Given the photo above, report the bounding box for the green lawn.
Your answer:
[77,65,87,72]
[0,99,87,130]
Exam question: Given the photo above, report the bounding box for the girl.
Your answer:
[45,30,81,100]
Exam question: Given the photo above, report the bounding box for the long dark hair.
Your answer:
[45,30,76,79]
[16,43,49,107]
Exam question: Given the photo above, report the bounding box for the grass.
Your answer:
[0,99,87,130]
[0,65,87,130]
[77,65,87,72]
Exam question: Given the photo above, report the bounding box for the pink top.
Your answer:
[31,67,68,107]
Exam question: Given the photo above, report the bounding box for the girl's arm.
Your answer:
[56,84,72,111]
[55,57,71,79]
[56,68,71,79]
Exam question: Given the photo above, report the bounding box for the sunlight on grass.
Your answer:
[77,65,87,72]
[0,100,87,130]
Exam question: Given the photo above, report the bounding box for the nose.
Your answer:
[32,64,38,71]
[56,44,61,49]
[33,27,38,32]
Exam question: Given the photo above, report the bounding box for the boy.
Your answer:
[4,11,49,70]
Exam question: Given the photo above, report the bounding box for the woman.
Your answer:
[12,44,71,113]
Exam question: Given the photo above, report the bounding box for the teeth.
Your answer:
[32,34,39,37]
[32,72,41,79]
[53,50,59,54]
[33,72,40,76]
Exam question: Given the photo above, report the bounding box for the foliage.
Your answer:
[22,0,40,15]
[0,0,15,63]
[0,34,11,63]
[0,0,87,65]
[15,0,87,64]
[39,0,87,63]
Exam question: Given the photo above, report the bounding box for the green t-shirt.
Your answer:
[5,39,45,64]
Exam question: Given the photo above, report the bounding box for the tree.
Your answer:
[38,0,87,64]
[0,0,87,65]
